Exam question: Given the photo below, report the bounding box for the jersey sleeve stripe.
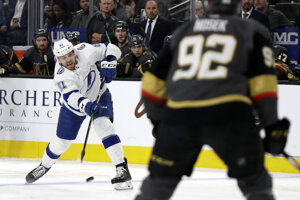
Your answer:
[251,92,278,103]
[274,63,287,74]
[142,89,167,104]
[167,94,252,109]
[13,63,26,73]
[249,74,277,98]
[141,72,168,100]
[63,90,80,103]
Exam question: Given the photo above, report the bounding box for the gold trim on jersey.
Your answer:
[15,63,26,73]
[249,74,277,98]
[125,62,130,74]
[142,72,167,99]
[167,94,252,108]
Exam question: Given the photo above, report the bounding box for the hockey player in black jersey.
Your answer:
[19,29,55,76]
[0,45,25,75]
[135,0,290,200]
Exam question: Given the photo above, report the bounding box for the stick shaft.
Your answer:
[80,113,94,162]
[80,77,106,162]
[282,151,300,171]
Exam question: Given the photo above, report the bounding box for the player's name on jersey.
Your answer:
[193,19,228,32]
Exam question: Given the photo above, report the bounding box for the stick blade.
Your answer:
[282,151,300,172]
[80,150,85,163]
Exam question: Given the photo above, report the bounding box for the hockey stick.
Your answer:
[80,76,106,162]
[282,151,300,172]
[81,33,113,162]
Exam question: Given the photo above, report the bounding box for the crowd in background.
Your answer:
[0,0,300,80]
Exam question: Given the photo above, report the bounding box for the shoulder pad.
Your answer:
[76,44,86,50]
[93,43,102,47]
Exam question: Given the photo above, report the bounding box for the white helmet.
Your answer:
[53,38,74,57]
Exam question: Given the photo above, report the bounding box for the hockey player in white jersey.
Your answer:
[25,38,133,190]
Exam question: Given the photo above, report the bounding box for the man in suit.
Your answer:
[134,0,172,54]
[241,0,270,30]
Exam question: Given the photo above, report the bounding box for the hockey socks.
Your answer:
[102,135,124,165]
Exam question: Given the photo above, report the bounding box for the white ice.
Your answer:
[0,158,299,200]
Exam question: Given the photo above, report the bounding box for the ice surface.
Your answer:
[0,158,299,200]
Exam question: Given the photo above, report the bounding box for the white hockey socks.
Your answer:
[102,135,125,165]
[42,137,72,168]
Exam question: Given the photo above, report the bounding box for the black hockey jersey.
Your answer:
[19,46,55,76]
[141,15,278,127]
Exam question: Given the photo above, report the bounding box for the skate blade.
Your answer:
[113,180,133,190]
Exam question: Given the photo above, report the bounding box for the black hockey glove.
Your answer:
[264,118,290,155]
[294,65,300,78]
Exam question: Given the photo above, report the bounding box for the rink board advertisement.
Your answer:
[0,78,154,146]
[0,78,300,173]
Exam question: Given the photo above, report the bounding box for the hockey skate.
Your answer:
[111,158,133,190]
[25,163,50,183]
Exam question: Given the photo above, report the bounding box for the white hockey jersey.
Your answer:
[54,42,121,116]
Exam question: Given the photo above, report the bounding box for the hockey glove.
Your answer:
[294,65,300,78]
[100,60,117,83]
[264,118,290,155]
[79,99,100,117]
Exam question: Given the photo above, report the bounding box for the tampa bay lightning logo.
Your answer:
[87,70,96,92]
[57,67,65,74]
[77,44,85,50]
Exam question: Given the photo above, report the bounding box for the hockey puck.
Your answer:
[86,176,94,182]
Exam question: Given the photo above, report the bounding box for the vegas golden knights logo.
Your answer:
[34,63,50,76]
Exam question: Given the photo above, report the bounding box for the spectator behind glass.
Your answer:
[44,0,73,29]
[254,0,293,29]
[64,0,81,13]
[136,0,169,19]
[2,0,28,46]
[195,0,204,19]
[117,34,156,78]
[43,0,53,16]
[85,0,119,44]
[121,0,137,23]
[19,29,55,76]
[0,0,7,44]
[70,0,99,28]
[114,20,131,57]
[185,0,205,20]
[112,0,128,22]
[133,0,172,54]
[0,44,26,75]
[0,0,7,32]
[241,0,270,30]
